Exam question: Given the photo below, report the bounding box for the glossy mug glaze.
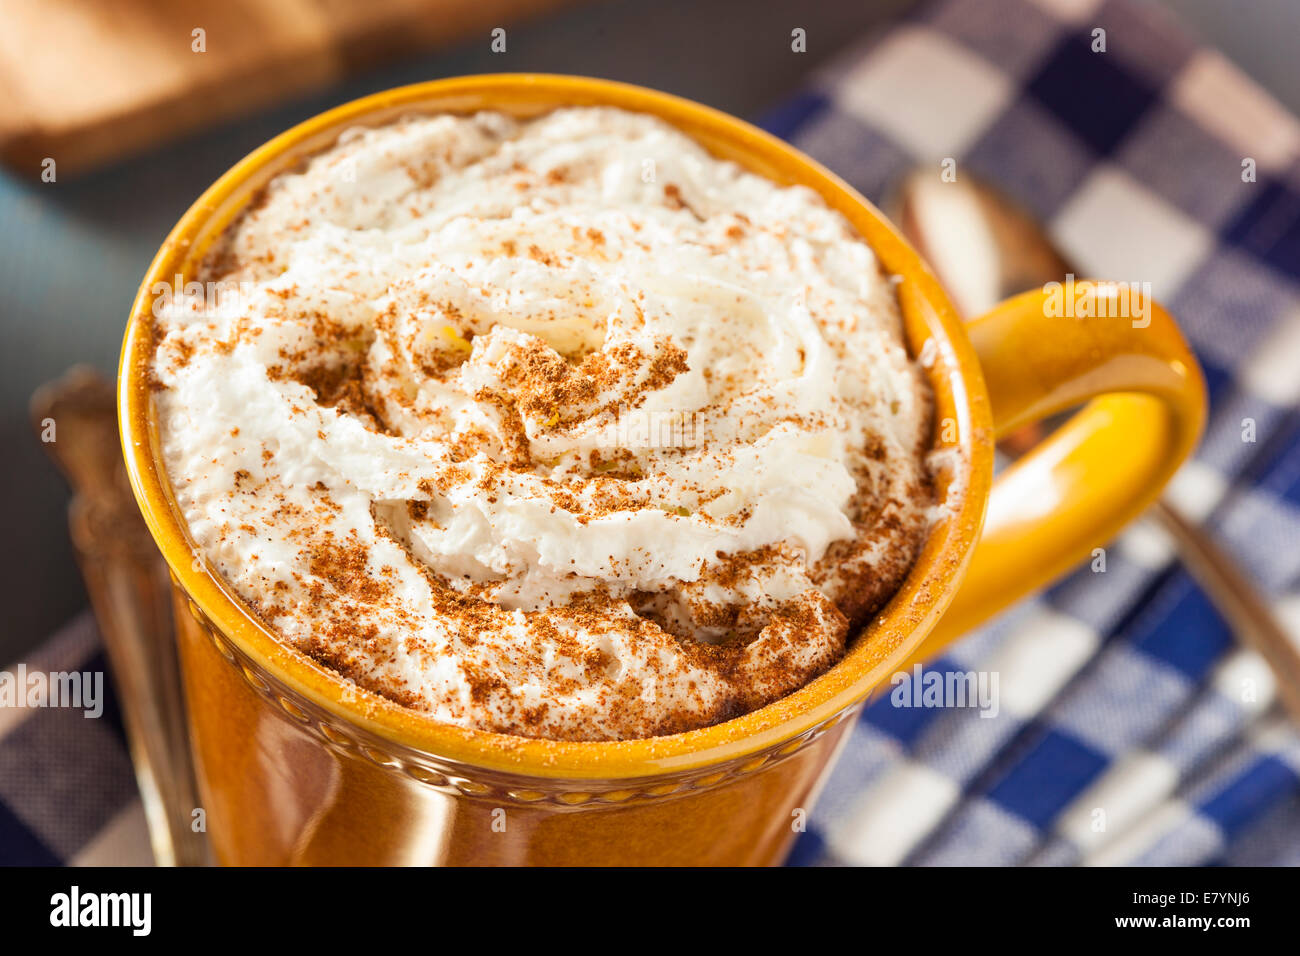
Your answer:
[119,74,1206,866]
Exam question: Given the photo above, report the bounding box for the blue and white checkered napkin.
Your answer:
[769,0,1300,867]
[3,0,1299,868]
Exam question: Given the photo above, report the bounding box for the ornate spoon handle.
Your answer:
[32,367,208,866]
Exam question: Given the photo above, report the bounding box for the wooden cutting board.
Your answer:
[0,0,574,176]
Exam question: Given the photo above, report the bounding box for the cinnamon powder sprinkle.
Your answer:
[148,107,940,741]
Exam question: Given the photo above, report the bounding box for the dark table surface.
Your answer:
[2,0,1294,665]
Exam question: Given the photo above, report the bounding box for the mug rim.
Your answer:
[118,73,994,780]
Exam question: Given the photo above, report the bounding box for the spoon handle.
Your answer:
[1150,500,1300,722]
[32,367,209,866]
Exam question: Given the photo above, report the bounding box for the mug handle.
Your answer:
[904,280,1207,664]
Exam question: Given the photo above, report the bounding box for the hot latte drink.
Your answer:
[151,107,936,741]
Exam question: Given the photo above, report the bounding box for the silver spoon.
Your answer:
[888,169,1300,725]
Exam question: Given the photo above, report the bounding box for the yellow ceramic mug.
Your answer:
[119,74,1205,866]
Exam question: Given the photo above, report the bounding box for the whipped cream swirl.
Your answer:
[152,107,934,740]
